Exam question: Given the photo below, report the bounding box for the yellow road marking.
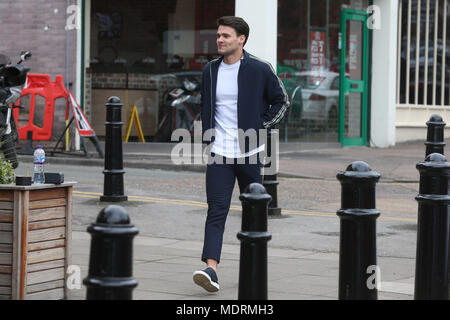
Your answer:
[73,190,417,223]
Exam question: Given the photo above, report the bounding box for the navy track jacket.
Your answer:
[200,50,290,154]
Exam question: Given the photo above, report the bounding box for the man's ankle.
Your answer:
[206,259,218,272]
[208,265,217,272]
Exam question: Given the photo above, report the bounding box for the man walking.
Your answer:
[193,16,289,293]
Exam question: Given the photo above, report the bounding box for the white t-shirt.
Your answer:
[211,60,265,158]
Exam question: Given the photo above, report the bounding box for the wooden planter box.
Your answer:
[0,182,75,300]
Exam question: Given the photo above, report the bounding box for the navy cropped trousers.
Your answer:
[201,153,263,264]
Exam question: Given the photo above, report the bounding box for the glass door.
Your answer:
[339,8,369,146]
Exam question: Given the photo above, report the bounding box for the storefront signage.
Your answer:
[310,30,326,85]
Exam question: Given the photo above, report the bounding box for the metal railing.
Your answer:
[397,0,449,108]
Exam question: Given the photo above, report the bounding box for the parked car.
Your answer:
[289,71,340,129]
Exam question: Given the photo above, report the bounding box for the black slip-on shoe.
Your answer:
[193,267,220,293]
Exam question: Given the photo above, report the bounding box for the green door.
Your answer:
[339,9,369,146]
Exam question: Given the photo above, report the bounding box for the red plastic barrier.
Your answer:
[14,74,68,140]
[13,73,95,140]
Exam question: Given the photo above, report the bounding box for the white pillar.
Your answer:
[370,0,398,147]
[74,0,83,151]
[235,0,278,68]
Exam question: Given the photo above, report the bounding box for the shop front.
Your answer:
[86,0,235,141]
[84,0,371,145]
[277,0,370,145]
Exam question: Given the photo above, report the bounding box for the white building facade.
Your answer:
[77,0,449,147]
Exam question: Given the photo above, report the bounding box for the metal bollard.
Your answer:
[425,114,446,157]
[100,96,128,202]
[83,205,139,299]
[237,183,272,300]
[414,153,450,300]
[262,127,281,216]
[336,161,381,300]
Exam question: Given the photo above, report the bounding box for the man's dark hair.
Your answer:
[217,16,250,46]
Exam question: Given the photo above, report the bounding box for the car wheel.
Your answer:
[327,106,338,132]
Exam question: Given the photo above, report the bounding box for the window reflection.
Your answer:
[88,0,234,141]
[277,0,367,143]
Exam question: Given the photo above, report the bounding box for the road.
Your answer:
[15,162,419,260]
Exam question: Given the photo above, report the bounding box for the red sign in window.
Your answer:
[310,30,326,85]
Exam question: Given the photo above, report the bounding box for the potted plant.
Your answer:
[0,159,75,300]
[0,155,15,184]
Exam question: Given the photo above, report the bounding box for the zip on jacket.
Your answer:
[201,50,290,153]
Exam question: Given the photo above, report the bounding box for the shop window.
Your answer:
[277,0,367,143]
[88,0,234,141]
[397,0,449,107]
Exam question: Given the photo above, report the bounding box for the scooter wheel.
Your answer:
[154,112,172,142]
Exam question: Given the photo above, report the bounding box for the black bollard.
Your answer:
[237,183,272,300]
[100,96,127,202]
[262,127,281,216]
[336,161,381,300]
[425,114,446,157]
[83,205,139,300]
[414,153,450,300]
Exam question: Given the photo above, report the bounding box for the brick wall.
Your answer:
[0,0,79,141]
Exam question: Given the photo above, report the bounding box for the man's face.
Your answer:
[217,25,245,56]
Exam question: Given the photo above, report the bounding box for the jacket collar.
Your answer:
[241,49,250,66]
[213,49,249,67]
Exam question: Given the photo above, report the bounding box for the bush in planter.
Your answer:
[0,156,15,184]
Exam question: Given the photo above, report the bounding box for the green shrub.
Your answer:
[0,156,15,184]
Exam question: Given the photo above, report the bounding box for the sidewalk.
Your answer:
[18,139,432,300]
[69,231,414,300]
